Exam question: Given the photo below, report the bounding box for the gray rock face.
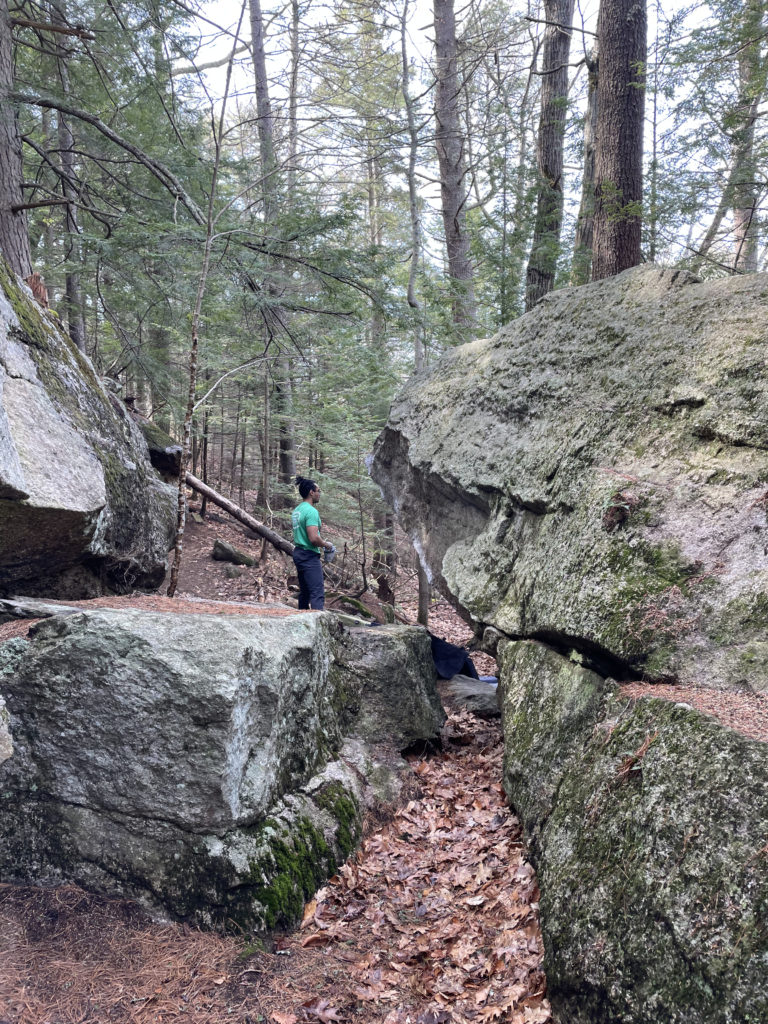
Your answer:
[0,262,176,597]
[499,640,768,1024]
[0,608,443,931]
[0,694,11,764]
[442,674,500,718]
[372,266,768,690]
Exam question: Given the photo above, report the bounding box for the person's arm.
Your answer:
[307,524,332,551]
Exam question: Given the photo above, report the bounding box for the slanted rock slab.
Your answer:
[0,259,175,598]
[0,608,443,932]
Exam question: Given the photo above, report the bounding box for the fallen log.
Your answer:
[185,472,295,556]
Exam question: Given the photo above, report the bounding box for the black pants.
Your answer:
[292,547,325,610]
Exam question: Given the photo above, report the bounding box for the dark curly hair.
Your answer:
[295,475,317,499]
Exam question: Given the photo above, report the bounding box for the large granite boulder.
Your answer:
[0,606,443,931]
[499,639,768,1024]
[0,262,176,597]
[371,266,768,691]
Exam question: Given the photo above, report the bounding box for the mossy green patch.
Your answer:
[315,780,361,859]
[502,641,768,1023]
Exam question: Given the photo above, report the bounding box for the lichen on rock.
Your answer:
[499,639,768,1024]
[0,607,444,932]
[371,265,768,690]
[0,694,11,764]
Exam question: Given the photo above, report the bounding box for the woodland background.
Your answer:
[0,0,763,584]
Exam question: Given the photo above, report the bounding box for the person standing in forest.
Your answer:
[292,475,334,610]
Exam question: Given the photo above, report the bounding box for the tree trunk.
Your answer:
[571,45,598,285]
[732,0,764,274]
[524,0,575,309]
[261,368,270,509]
[401,0,425,371]
[275,356,295,501]
[200,369,210,517]
[417,559,430,627]
[52,2,86,352]
[0,0,31,277]
[288,0,300,195]
[504,40,541,316]
[591,0,646,280]
[249,0,277,221]
[434,0,476,336]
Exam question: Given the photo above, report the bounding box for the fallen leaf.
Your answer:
[301,898,318,927]
[301,997,342,1022]
[301,932,333,948]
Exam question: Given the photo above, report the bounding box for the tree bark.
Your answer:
[434,0,476,336]
[591,0,646,280]
[275,356,295,500]
[0,0,31,277]
[288,0,300,195]
[401,0,425,371]
[249,0,277,220]
[732,0,764,274]
[571,45,598,285]
[52,2,86,352]
[524,0,575,309]
[417,559,430,627]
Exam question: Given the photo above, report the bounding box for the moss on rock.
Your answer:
[500,640,768,1024]
[0,609,438,935]
[371,265,768,690]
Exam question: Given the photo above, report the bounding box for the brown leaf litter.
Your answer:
[0,709,551,1024]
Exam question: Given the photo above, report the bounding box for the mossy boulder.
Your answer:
[0,607,443,931]
[135,418,182,480]
[0,260,175,597]
[499,640,768,1024]
[213,539,257,567]
[371,266,768,690]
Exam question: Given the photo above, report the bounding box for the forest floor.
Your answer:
[0,509,539,1024]
[2,507,768,1023]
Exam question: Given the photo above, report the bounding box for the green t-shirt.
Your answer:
[292,501,321,551]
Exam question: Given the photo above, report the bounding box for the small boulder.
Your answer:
[212,539,256,566]
[442,674,500,718]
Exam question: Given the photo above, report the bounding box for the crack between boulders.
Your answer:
[486,623,645,683]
